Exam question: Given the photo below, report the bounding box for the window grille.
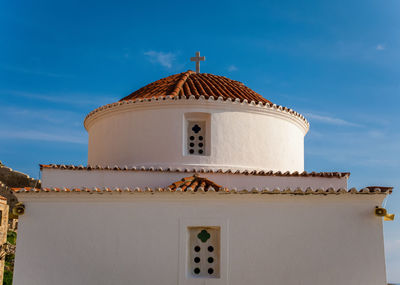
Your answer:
[188,227,220,278]
[187,121,206,156]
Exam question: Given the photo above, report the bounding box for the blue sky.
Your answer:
[1,0,399,281]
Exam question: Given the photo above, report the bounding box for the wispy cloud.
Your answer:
[0,129,86,144]
[305,113,362,127]
[376,44,385,51]
[3,106,83,125]
[0,65,72,78]
[144,51,176,68]
[228,65,238,72]
[1,90,118,107]
[305,124,400,169]
[367,130,385,139]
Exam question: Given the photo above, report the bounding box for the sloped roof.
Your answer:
[166,175,222,192]
[120,70,271,104]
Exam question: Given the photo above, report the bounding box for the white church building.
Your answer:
[12,59,393,284]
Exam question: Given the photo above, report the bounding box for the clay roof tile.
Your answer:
[166,175,222,192]
[120,71,271,104]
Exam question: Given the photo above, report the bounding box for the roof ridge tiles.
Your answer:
[170,71,194,97]
[11,186,393,195]
[186,76,200,96]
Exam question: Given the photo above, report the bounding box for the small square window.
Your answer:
[187,121,206,156]
[188,227,220,278]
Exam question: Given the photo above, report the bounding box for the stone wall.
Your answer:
[0,161,40,213]
[0,161,39,284]
[0,198,9,284]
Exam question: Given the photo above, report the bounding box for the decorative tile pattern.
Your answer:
[11,186,392,195]
[39,164,351,178]
[167,175,222,192]
[84,93,309,128]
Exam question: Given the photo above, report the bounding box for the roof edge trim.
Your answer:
[83,95,309,133]
[12,186,392,195]
[39,164,350,178]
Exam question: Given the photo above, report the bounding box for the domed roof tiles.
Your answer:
[120,70,271,104]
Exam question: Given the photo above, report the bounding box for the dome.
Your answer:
[120,70,272,104]
[85,71,308,172]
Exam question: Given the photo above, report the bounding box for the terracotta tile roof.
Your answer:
[365,186,393,192]
[120,70,272,104]
[11,186,392,195]
[40,164,351,178]
[167,175,222,192]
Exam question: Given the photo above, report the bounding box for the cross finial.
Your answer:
[190,51,205,73]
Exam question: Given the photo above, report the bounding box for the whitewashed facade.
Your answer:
[85,97,308,172]
[12,72,391,285]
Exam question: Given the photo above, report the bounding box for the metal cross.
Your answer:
[190,51,205,73]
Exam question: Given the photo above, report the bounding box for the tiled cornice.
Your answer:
[83,95,309,133]
[40,164,350,178]
[12,186,392,195]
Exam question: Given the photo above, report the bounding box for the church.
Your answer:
[12,54,393,285]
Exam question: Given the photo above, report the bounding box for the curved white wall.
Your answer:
[85,99,308,172]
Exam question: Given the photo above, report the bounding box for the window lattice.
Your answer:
[187,121,205,155]
[188,227,220,278]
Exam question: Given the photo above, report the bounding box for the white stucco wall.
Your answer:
[41,168,348,190]
[13,193,386,285]
[85,99,308,172]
